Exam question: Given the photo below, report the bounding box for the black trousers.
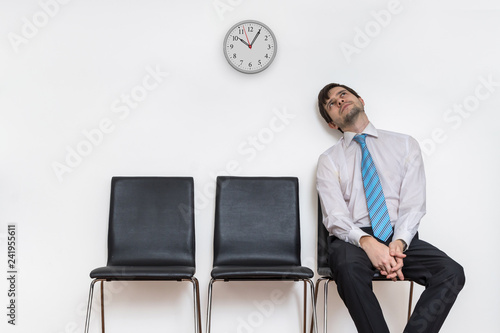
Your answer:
[328,230,465,333]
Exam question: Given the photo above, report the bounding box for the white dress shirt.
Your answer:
[316,122,426,248]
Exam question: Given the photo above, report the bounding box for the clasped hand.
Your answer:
[360,236,406,281]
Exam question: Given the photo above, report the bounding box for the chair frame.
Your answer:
[83,176,202,333]
[313,276,413,333]
[84,277,202,333]
[206,278,318,333]
[206,176,318,333]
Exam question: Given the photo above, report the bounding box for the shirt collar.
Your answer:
[343,122,379,147]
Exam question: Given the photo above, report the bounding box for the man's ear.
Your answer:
[359,97,365,106]
[328,122,339,130]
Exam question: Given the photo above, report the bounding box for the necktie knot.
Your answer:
[353,134,367,146]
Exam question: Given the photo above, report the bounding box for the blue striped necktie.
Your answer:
[353,134,393,242]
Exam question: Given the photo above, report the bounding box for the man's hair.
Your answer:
[317,83,361,124]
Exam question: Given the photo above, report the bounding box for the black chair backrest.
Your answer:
[317,198,332,276]
[107,177,195,267]
[213,176,301,267]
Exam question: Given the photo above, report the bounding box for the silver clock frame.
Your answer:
[223,20,278,74]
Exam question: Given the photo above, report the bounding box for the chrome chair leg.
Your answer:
[206,278,215,333]
[190,277,202,333]
[84,279,98,333]
[408,281,414,322]
[100,281,105,333]
[303,281,307,333]
[323,279,332,333]
[310,277,330,333]
[84,279,107,333]
[306,279,319,333]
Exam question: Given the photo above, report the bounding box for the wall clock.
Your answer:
[223,20,277,74]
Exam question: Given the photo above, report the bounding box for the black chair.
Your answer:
[314,199,414,333]
[83,177,201,333]
[206,176,318,333]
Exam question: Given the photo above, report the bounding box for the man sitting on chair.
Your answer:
[316,83,465,333]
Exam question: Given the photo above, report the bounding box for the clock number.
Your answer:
[265,54,269,59]
[238,28,244,34]
[265,35,269,41]
[258,60,262,66]
[267,44,272,50]
[229,44,234,49]
[233,53,237,59]
[248,26,254,32]
[248,62,252,68]
[232,36,238,41]
[239,60,243,66]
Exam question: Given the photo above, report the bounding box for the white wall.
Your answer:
[0,0,498,332]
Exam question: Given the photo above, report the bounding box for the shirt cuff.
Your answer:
[393,231,413,251]
[349,228,371,247]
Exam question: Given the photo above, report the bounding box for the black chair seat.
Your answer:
[211,265,313,280]
[90,266,196,280]
[317,267,332,277]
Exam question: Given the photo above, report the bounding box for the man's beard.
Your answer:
[339,104,363,129]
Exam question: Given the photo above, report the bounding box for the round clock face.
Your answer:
[223,20,277,74]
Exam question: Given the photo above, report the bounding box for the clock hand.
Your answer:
[250,28,261,47]
[238,38,250,47]
[242,25,252,49]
